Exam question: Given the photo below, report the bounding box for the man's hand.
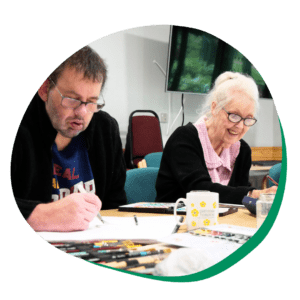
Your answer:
[27,193,102,232]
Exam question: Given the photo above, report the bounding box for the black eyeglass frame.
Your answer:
[49,78,105,113]
[222,108,257,127]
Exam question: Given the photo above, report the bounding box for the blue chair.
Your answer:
[144,152,163,168]
[262,162,282,188]
[125,167,159,204]
[268,163,281,187]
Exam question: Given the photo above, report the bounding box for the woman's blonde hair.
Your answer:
[199,71,260,120]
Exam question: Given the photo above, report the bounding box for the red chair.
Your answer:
[124,110,163,169]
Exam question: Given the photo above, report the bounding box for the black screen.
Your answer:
[166,26,272,98]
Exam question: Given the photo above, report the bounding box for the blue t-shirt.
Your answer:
[51,135,95,201]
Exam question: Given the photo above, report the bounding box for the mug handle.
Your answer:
[174,198,186,225]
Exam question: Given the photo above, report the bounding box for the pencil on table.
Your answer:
[134,215,138,225]
[172,216,184,234]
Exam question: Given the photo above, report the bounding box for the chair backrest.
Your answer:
[125,167,159,204]
[268,163,281,187]
[124,110,163,169]
[144,152,163,168]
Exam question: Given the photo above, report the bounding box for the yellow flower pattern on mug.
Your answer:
[191,203,194,207]
[191,221,197,227]
[213,202,217,209]
[191,209,199,217]
[203,219,210,226]
[200,201,206,207]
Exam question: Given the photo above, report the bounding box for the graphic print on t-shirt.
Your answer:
[51,135,95,201]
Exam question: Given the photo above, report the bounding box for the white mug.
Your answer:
[174,191,219,231]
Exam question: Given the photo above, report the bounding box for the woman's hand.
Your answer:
[250,185,278,199]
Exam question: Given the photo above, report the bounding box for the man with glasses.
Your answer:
[156,71,277,204]
[11,46,127,232]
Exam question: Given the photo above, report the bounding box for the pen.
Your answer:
[134,215,138,226]
[267,175,278,186]
[93,248,171,262]
[96,212,105,224]
[172,216,184,234]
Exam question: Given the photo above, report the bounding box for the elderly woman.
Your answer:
[155,71,277,204]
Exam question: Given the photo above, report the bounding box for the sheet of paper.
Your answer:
[37,216,178,242]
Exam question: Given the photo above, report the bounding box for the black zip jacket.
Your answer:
[11,93,127,219]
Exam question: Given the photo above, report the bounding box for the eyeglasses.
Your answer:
[49,79,105,113]
[222,108,257,127]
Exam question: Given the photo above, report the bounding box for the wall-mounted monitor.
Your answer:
[165,25,272,98]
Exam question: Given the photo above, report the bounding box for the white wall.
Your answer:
[89,25,282,149]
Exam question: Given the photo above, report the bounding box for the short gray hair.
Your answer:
[200,71,259,120]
